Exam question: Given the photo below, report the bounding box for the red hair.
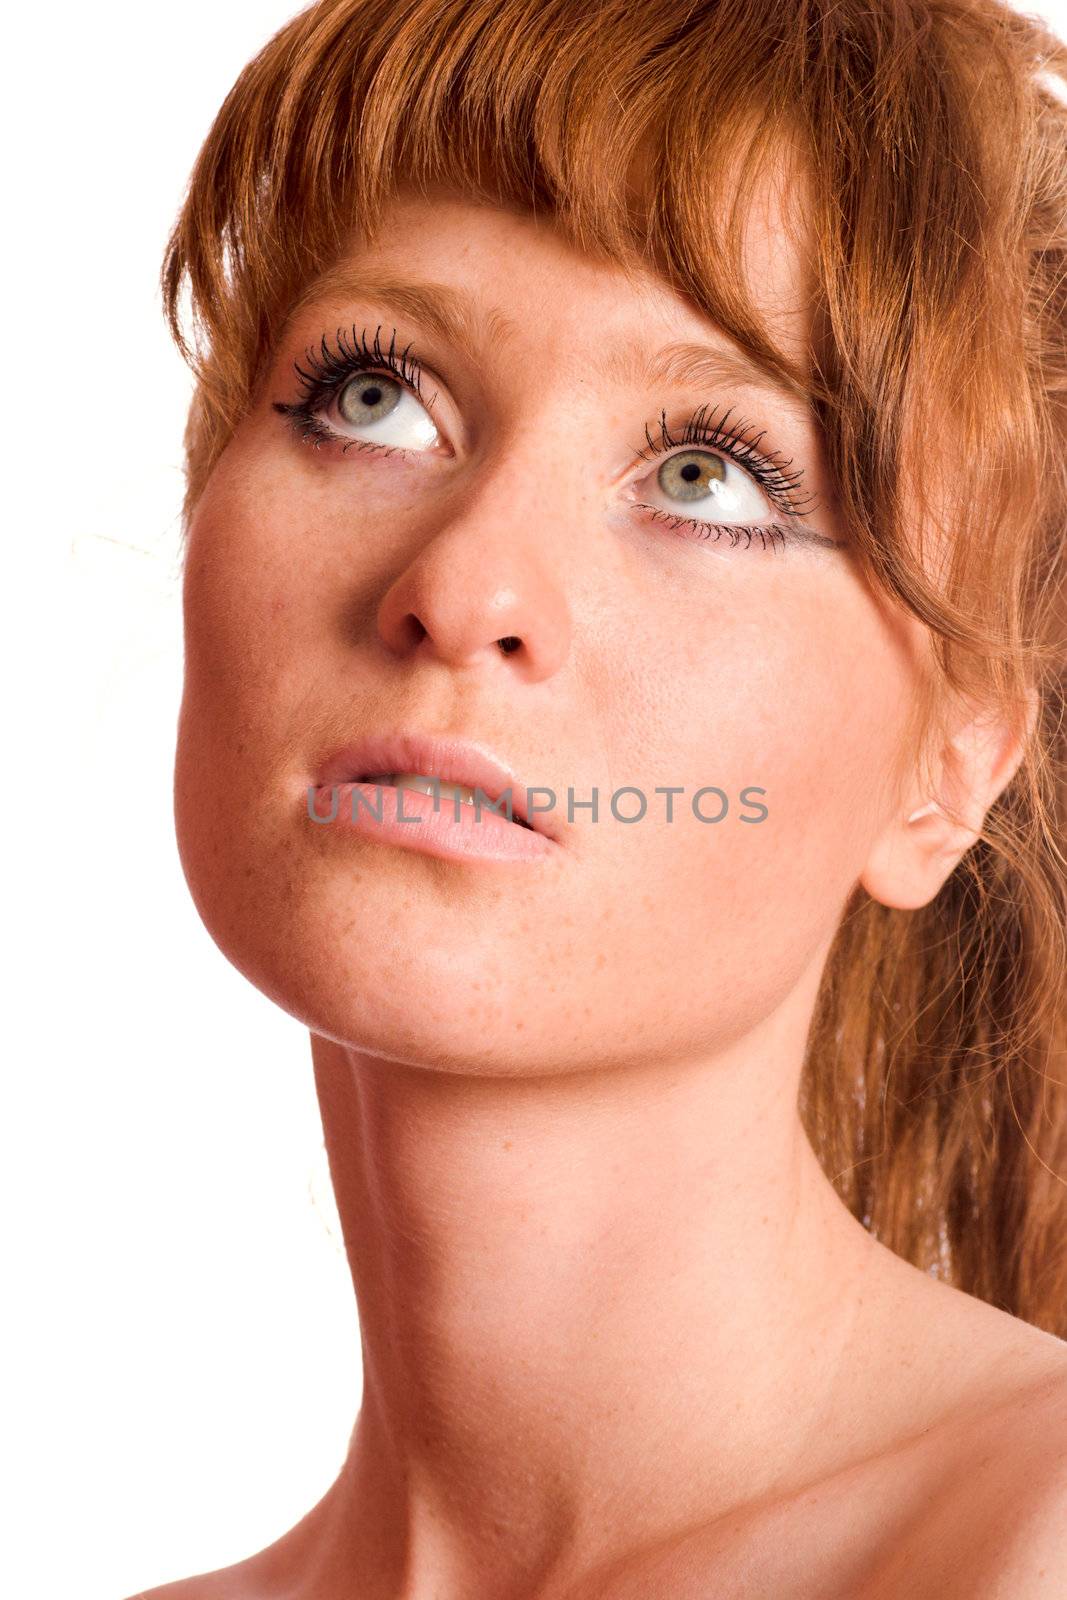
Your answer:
[163,0,1067,1334]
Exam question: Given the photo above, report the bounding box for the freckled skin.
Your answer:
[164,186,1056,1600]
[175,187,921,1077]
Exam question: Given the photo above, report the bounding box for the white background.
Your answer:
[6,4,1067,1597]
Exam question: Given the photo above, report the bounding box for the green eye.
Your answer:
[656,448,728,503]
[337,374,405,427]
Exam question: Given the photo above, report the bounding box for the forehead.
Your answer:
[284,154,818,406]
[623,125,816,346]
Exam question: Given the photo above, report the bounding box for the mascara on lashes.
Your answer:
[271,324,845,554]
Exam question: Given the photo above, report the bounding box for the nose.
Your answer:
[375,494,572,683]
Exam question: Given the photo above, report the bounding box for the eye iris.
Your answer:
[658,448,726,503]
[337,373,402,426]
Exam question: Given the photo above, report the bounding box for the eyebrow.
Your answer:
[285,269,814,417]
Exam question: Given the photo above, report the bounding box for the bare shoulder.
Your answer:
[575,1300,1067,1600]
[119,1554,274,1600]
[120,1574,258,1600]
[980,1459,1067,1598]
[121,1582,216,1599]
[664,1282,1067,1600]
[869,1330,1067,1600]
[959,1355,1067,1595]
[117,1487,334,1599]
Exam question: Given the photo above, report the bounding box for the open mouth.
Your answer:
[349,771,536,830]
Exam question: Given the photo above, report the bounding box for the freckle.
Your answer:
[503,1140,513,1151]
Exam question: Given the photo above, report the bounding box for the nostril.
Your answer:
[497,636,521,655]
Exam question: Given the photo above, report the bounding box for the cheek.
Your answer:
[592,572,916,993]
[178,450,340,761]
[170,441,921,1063]
[173,462,320,940]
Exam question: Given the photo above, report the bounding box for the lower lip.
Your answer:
[307,781,557,863]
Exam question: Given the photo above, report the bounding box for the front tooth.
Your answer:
[359,772,530,824]
[394,772,479,806]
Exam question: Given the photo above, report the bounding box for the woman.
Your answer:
[134,0,1067,1594]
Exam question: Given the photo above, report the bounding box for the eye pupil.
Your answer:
[337,373,403,426]
[657,447,727,503]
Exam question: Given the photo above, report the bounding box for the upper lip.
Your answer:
[314,730,558,840]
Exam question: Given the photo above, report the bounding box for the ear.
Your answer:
[859,687,1038,912]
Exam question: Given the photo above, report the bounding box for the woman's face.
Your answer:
[175,184,923,1074]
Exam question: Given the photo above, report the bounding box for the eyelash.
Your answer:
[272,326,819,555]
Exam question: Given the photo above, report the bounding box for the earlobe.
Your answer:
[859,798,973,912]
[859,686,1038,912]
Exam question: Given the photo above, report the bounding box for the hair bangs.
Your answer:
[161,0,1067,1336]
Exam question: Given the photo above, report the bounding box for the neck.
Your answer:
[300,1002,883,1598]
